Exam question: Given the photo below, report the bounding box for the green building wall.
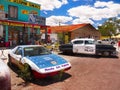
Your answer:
[0,0,41,21]
[0,0,42,46]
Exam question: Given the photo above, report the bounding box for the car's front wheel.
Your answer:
[20,63,34,81]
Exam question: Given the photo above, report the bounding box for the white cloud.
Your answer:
[26,0,120,26]
[83,0,93,2]
[72,0,79,2]
[94,1,113,8]
[72,17,94,24]
[46,16,73,26]
[61,0,68,4]
[68,1,120,24]
[94,1,120,18]
[27,0,68,11]
[68,5,95,18]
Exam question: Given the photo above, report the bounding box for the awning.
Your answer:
[0,19,48,28]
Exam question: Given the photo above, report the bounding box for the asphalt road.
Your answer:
[0,49,120,90]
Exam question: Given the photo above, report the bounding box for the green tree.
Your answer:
[98,17,120,37]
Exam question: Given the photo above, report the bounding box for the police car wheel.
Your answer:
[103,51,110,56]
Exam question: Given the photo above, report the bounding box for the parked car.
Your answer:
[8,45,71,80]
[59,38,117,56]
[97,38,116,45]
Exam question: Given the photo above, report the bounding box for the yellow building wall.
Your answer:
[100,36,110,40]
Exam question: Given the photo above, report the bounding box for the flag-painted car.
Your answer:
[8,45,71,79]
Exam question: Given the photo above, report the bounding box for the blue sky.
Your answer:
[27,0,120,28]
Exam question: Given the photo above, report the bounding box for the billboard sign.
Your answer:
[28,14,46,25]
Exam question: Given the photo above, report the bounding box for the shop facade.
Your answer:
[49,24,101,44]
[0,0,46,47]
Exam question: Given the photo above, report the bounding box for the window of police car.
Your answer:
[85,40,94,45]
[73,40,83,44]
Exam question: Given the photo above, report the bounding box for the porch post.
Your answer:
[37,28,40,34]
[45,28,48,43]
[28,27,30,41]
[5,25,9,47]
[5,25,8,42]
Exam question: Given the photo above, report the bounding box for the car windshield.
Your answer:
[24,46,51,57]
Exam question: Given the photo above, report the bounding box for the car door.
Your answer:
[11,47,23,65]
[83,40,96,54]
[73,40,84,53]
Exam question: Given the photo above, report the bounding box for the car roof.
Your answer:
[16,45,42,48]
[71,38,95,41]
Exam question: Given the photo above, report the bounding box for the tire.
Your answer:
[21,63,34,81]
[103,51,110,56]
[63,51,68,54]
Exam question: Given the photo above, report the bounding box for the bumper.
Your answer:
[32,67,71,79]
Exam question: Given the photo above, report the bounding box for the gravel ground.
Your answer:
[0,49,120,90]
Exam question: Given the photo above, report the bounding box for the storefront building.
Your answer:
[48,24,101,44]
[0,0,46,47]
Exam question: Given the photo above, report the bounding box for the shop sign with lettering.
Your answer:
[9,23,24,27]
[8,0,40,9]
[0,21,9,25]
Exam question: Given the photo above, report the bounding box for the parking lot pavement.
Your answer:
[0,46,120,90]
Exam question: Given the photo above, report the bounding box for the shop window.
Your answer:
[8,5,18,19]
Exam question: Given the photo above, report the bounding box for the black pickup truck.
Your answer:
[59,38,117,56]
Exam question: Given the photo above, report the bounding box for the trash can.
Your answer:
[0,60,11,90]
